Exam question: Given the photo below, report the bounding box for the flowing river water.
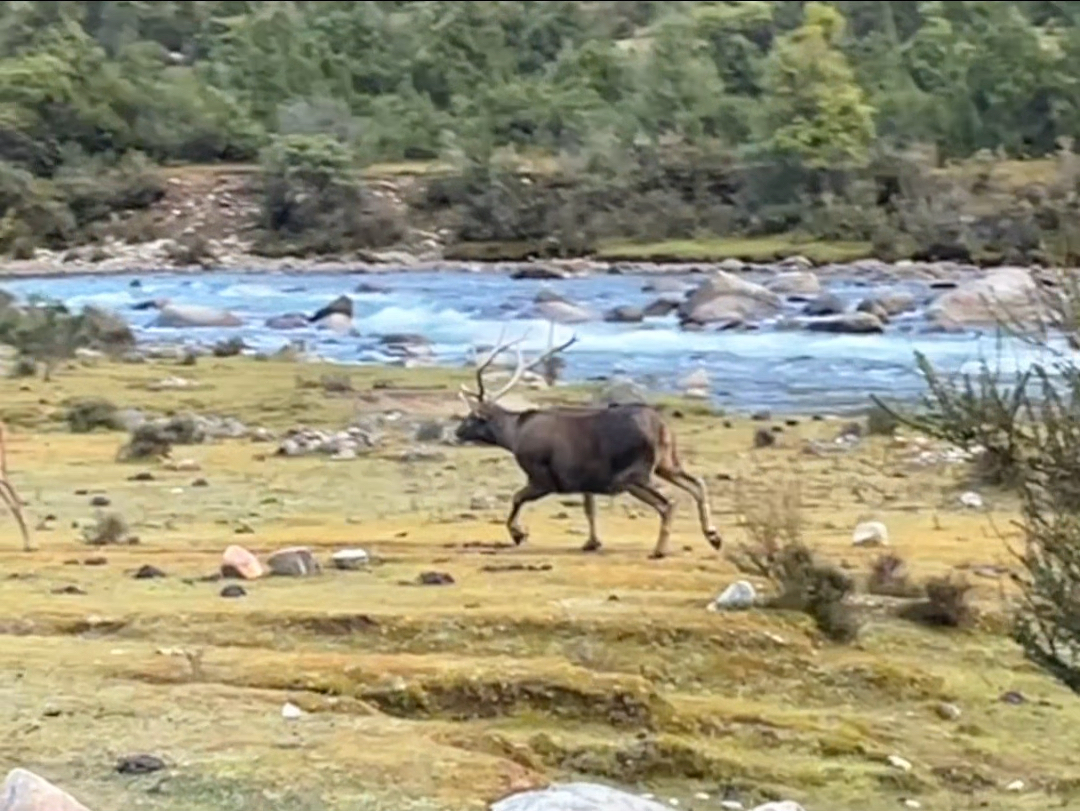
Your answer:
[0,265,1064,415]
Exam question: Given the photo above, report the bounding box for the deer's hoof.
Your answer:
[581,539,602,553]
[706,530,723,551]
[648,550,667,560]
[510,529,528,546]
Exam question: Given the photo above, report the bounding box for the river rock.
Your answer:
[642,297,680,317]
[265,312,309,330]
[768,271,820,297]
[221,544,264,579]
[603,305,644,323]
[641,277,689,294]
[926,267,1047,330]
[857,290,917,316]
[490,782,670,811]
[531,299,597,323]
[152,304,242,328]
[805,312,885,334]
[680,368,711,399]
[311,294,353,321]
[267,546,320,576]
[510,264,568,280]
[802,293,845,316]
[678,271,782,325]
[0,768,93,811]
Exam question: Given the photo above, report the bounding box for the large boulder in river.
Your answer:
[768,271,821,297]
[857,289,917,317]
[805,312,885,334]
[802,293,845,316]
[310,294,353,322]
[604,305,644,323]
[926,267,1048,330]
[530,299,597,323]
[678,271,782,325]
[152,304,242,328]
[265,312,309,330]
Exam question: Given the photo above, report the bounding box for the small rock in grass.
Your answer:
[709,580,756,611]
[133,564,166,580]
[267,546,321,577]
[116,754,165,775]
[331,548,370,570]
[417,571,454,586]
[220,544,264,579]
[853,520,889,546]
[220,584,246,598]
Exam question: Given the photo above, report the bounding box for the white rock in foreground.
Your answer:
[0,768,93,811]
[749,803,807,811]
[853,520,889,546]
[490,782,671,811]
[710,580,757,611]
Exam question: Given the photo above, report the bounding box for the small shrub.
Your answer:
[898,575,974,628]
[166,234,216,268]
[8,356,36,378]
[729,538,861,643]
[82,512,132,545]
[116,415,204,461]
[65,398,124,433]
[867,553,924,598]
[865,402,899,436]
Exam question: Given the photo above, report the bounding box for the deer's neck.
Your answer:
[487,406,521,451]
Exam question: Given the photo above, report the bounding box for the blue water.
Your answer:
[0,268,1065,415]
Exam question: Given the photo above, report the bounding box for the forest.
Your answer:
[3,0,1080,261]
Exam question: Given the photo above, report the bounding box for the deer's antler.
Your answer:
[460,327,529,402]
[487,333,578,403]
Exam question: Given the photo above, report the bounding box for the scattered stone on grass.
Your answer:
[331,548,370,570]
[133,564,166,579]
[267,546,321,577]
[753,428,775,448]
[276,426,377,458]
[853,520,889,546]
[709,580,757,611]
[220,584,246,598]
[115,754,165,775]
[490,782,670,811]
[220,545,264,579]
[51,585,86,595]
[480,563,553,573]
[281,702,304,720]
[417,571,454,586]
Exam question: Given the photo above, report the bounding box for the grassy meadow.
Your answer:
[0,354,1077,811]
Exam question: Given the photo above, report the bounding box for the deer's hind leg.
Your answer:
[655,463,722,550]
[626,482,674,559]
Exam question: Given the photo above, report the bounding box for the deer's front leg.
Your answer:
[506,483,548,545]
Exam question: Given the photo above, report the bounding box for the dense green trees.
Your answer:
[0,1,1079,257]
[0,1,1077,170]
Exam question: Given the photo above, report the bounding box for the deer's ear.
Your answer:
[459,389,480,411]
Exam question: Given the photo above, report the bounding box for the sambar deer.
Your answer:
[454,333,723,558]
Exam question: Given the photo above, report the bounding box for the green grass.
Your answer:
[596,236,874,264]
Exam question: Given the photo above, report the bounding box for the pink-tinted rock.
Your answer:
[220,544,264,579]
[1,768,92,811]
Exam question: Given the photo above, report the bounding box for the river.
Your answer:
[0,266,1062,415]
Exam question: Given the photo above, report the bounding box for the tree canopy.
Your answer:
[0,1,1075,170]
